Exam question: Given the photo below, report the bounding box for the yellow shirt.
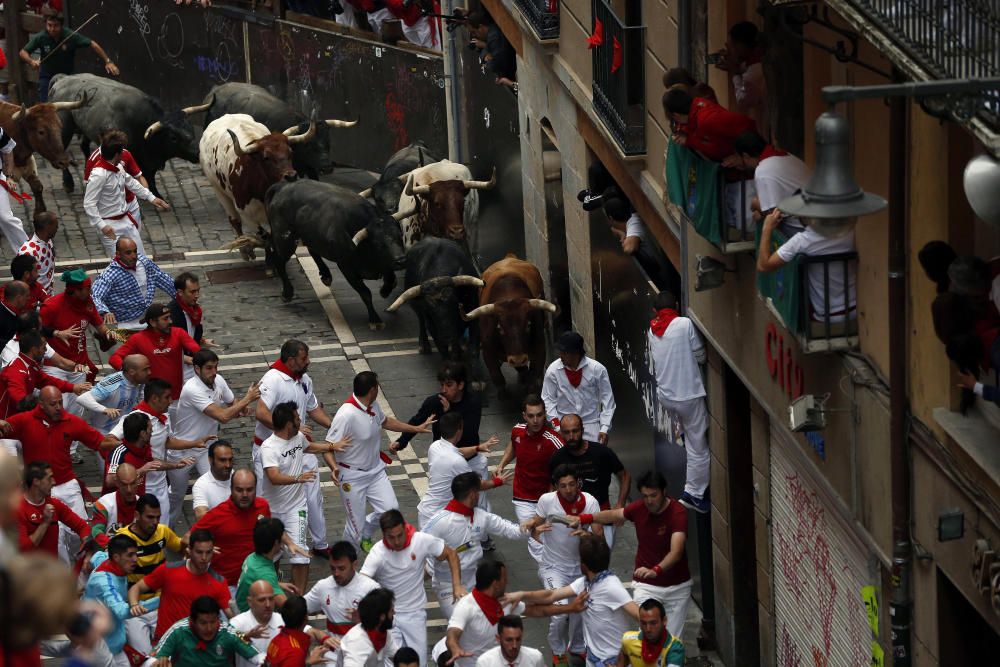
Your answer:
[620,630,684,667]
[115,523,183,597]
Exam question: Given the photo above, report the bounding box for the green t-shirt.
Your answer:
[235,552,281,613]
[23,29,92,76]
[155,618,260,667]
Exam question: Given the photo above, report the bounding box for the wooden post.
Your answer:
[3,2,27,103]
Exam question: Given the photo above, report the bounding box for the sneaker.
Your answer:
[678,491,710,514]
[71,451,85,465]
[480,537,496,552]
[360,537,374,553]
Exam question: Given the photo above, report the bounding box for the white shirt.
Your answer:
[111,408,170,487]
[534,491,599,569]
[754,153,810,212]
[360,531,445,612]
[304,573,380,635]
[259,432,308,514]
[228,610,284,667]
[648,317,706,402]
[83,163,154,228]
[18,235,55,295]
[170,374,234,447]
[417,439,473,525]
[192,471,232,512]
[624,213,647,241]
[433,595,526,667]
[568,574,634,660]
[476,646,544,667]
[423,506,525,588]
[1,338,55,368]
[541,356,616,442]
[776,227,856,319]
[93,490,132,534]
[339,623,397,667]
[255,367,321,469]
[326,397,386,471]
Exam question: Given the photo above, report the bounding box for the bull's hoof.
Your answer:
[265,267,274,278]
[320,274,333,287]
[369,321,385,331]
[418,343,432,355]
[379,283,395,298]
[62,182,74,193]
[281,291,294,303]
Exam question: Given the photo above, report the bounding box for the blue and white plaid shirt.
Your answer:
[91,254,175,323]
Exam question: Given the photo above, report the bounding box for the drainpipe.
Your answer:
[441,0,464,162]
[887,80,912,667]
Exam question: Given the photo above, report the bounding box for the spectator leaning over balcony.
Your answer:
[662,68,717,105]
[712,21,769,139]
[384,0,442,50]
[726,130,810,235]
[601,197,681,294]
[465,10,517,91]
[756,208,857,326]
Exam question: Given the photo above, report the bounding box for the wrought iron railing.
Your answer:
[851,0,1000,123]
[514,0,560,40]
[716,170,755,253]
[591,0,646,155]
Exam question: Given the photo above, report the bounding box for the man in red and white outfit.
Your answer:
[83,135,170,258]
[384,0,441,49]
[84,129,148,232]
[17,211,59,296]
[0,329,89,423]
[109,303,202,402]
[339,588,398,667]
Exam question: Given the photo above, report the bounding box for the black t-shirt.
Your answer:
[397,391,483,449]
[548,443,624,507]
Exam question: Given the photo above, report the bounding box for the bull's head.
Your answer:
[350,202,408,273]
[386,275,484,358]
[143,95,216,163]
[280,115,354,178]
[13,91,91,169]
[463,297,556,367]
[228,122,315,184]
[404,169,496,240]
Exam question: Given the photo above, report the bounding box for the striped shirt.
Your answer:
[114,522,183,596]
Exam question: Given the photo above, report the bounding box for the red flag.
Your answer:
[587,18,604,49]
[611,35,623,73]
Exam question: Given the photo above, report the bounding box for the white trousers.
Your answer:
[124,609,158,655]
[367,9,392,37]
[51,478,85,564]
[661,396,710,498]
[539,565,585,655]
[273,506,311,565]
[339,465,398,546]
[632,579,693,640]
[0,186,28,254]
[165,448,210,527]
[98,214,145,258]
[513,500,543,564]
[335,8,359,29]
[433,568,475,618]
[390,607,428,667]
[303,454,329,550]
[469,453,492,514]
[401,17,438,50]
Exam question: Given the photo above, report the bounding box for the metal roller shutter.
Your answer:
[770,426,883,666]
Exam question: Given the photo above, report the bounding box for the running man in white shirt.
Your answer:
[191,440,235,520]
[522,464,602,664]
[227,580,285,667]
[416,412,508,528]
[475,616,545,667]
[360,510,463,667]
[167,349,259,526]
[541,331,616,445]
[254,339,335,558]
[304,540,380,664]
[326,371,433,551]
[423,471,534,616]
[260,402,349,594]
[504,535,640,667]
[340,588,398,667]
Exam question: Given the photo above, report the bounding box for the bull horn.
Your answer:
[462,303,496,321]
[352,228,369,246]
[528,298,558,313]
[357,187,373,198]
[325,117,358,128]
[50,90,90,111]
[404,175,431,197]
[181,97,214,115]
[452,276,485,288]
[227,129,257,157]
[144,120,164,140]
[386,284,423,312]
[284,120,317,144]
[11,104,28,122]
[463,167,497,191]
[392,204,418,222]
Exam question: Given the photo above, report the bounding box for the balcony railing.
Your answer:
[850,0,1000,124]
[591,0,646,155]
[514,0,560,40]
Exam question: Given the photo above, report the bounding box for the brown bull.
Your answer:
[399,166,495,250]
[0,94,89,212]
[463,254,557,397]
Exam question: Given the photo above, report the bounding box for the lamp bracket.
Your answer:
[822,77,1000,126]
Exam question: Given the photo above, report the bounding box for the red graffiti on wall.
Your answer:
[778,623,802,667]
[385,92,408,151]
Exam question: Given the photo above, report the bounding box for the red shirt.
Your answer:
[85,148,142,203]
[192,497,271,585]
[16,495,90,557]
[8,406,105,484]
[40,291,104,367]
[509,424,563,502]
[24,281,48,311]
[0,353,74,419]
[109,327,201,399]
[266,627,312,667]
[103,440,152,494]
[144,560,231,640]
[622,498,691,588]
[682,97,757,162]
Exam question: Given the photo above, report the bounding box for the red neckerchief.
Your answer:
[95,558,127,577]
[121,439,152,462]
[471,587,504,625]
[445,499,475,522]
[135,401,167,424]
[366,629,388,653]
[194,637,212,651]
[347,394,375,416]
[385,523,416,551]
[640,631,670,664]
[558,493,586,515]
[650,308,679,337]
[175,295,202,327]
[759,144,788,161]
[271,359,303,380]
[563,366,583,388]
[114,255,136,271]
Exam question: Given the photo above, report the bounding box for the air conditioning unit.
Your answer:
[789,394,826,432]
